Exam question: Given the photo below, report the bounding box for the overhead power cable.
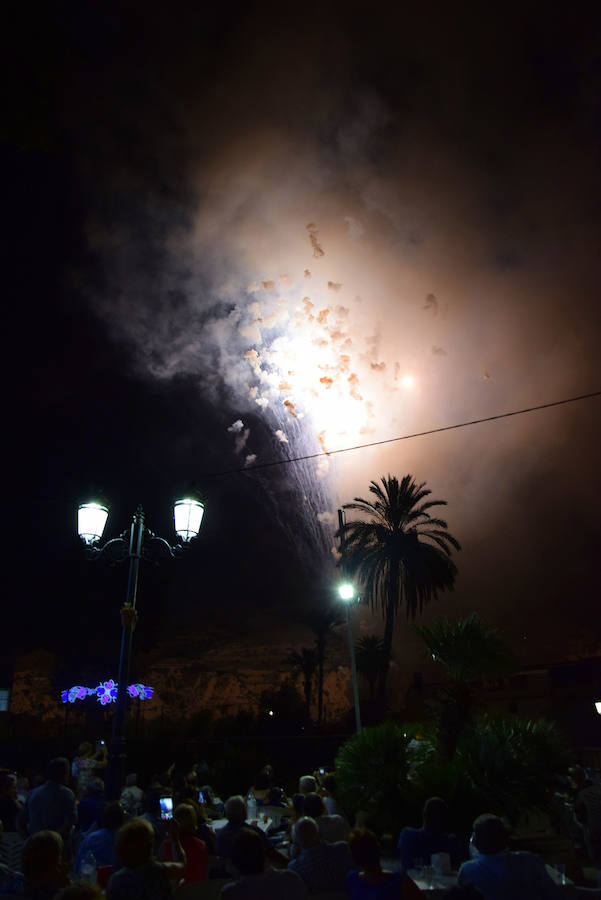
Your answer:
[205,389,601,478]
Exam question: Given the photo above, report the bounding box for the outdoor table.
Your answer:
[403,864,577,897]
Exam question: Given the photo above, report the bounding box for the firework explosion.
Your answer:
[222,222,418,562]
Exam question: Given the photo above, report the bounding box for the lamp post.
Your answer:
[337,508,361,733]
[78,494,204,800]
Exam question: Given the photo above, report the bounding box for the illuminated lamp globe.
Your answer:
[595,701,601,716]
[338,582,355,602]
[78,502,109,545]
[174,496,205,542]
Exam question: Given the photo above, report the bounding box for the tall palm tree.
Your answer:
[339,474,460,704]
[287,647,319,720]
[303,605,345,725]
[355,635,385,700]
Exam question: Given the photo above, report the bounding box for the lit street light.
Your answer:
[78,493,204,799]
[595,701,601,716]
[337,508,361,733]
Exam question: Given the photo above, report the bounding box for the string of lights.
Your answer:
[206,389,601,477]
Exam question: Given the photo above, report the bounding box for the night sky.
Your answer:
[10,2,601,681]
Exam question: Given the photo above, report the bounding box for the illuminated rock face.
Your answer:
[9,640,354,724]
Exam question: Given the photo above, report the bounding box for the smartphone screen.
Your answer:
[198,790,204,803]
[159,796,173,820]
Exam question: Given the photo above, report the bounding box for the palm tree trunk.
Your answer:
[317,634,325,725]
[377,597,396,703]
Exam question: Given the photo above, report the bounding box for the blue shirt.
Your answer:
[76,827,119,871]
[458,849,562,900]
[288,841,353,892]
[27,781,77,835]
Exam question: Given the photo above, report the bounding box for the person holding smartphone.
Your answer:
[107,817,186,900]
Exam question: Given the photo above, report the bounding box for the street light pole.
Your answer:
[338,508,362,733]
[78,494,204,800]
[106,506,144,801]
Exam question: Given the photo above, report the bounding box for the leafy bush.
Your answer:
[455,714,573,823]
[335,721,415,833]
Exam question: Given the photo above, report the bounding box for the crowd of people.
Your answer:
[0,750,600,899]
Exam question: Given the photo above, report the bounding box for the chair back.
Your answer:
[0,832,25,871]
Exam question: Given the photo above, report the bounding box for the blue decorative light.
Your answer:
[60,681,154,704]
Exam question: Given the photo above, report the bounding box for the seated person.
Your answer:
[0,771,22,832]
[298,775,317,795]
[21,829,70,899]
[75,801,124,872]
[107,816,186,900]
[221,826,308,899]
[200,784,225,819]
[159,802,208,882]
[216,796,288,868]
[398,797,462,869]
[288,815,353,892]
[248,769,272,806]
[458,814,561,900]
[303,792,350,844]
[321,773,345,817]
[266,787,287,808]
[119,774,143,817]
[348,828,425,899]
[77,778,106,834]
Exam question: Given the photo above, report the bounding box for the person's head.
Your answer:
[201,785,215,803]
[114,817,155,868]
[298,775,317,794]
[294,816,320,850]
[53,884,104,900]
[303,792,325,818]
[125,773,138,788]
[253,771,271,791]
[268,786,283,804]
[142,790,161,816]
[472,814,508,855]
[174,803,197,834]
[349,828,381,871]
[77,742,93,758]
[569,765,586,789]
[225,795,247,824]
[99,801,125,831]
[0,771,16,798]
[231,827,266,875]
[322,773,337,795]
[423,797,448,833]
[22,830,64,889]
[47,757,70,784]
[292,793,305,818]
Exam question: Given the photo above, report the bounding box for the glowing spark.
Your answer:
[401,375,415,389]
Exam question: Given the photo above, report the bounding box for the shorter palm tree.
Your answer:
[415,613,517,760]
[355,635,385,701]
[287,647,319,720]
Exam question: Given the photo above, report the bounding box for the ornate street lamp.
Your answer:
[78,493,204,799]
